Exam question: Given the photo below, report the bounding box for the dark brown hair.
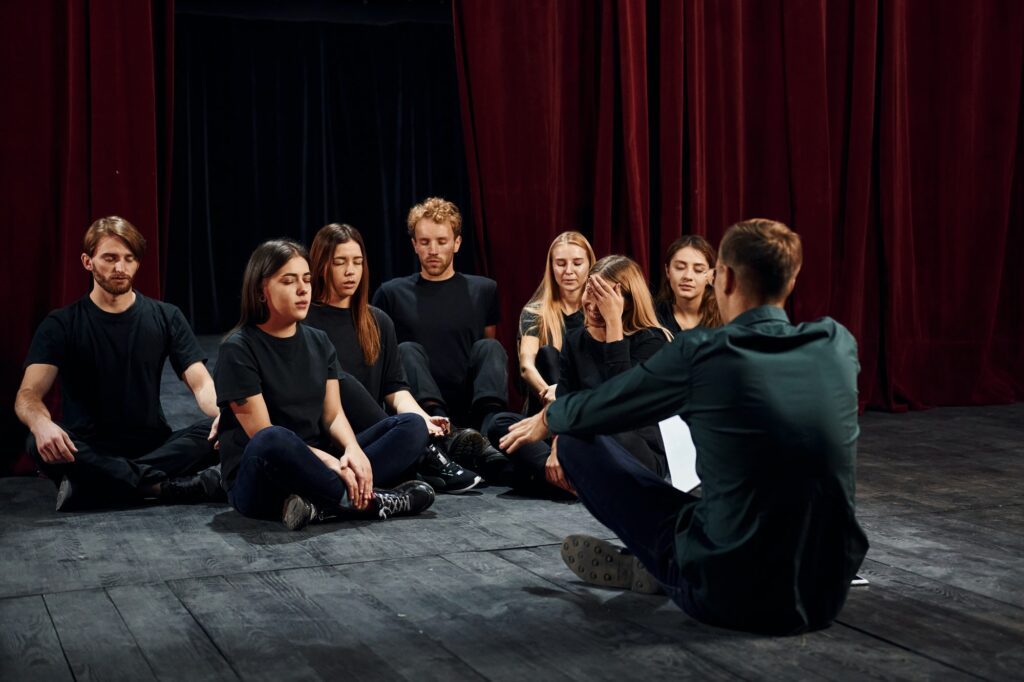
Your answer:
[309,223,380,366]
[231,239,309,335]
[657,235,723,328]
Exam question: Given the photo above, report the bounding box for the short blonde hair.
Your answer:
[407,197,462,238]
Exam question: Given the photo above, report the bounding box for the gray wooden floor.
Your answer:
[1,344,1021,680]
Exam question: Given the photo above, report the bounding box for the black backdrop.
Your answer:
[168,3,475,333]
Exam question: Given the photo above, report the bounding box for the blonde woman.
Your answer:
[518,231,596,414]
[490,256,672,496]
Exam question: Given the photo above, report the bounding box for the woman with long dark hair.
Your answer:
[656,235,723,332]
[517,231,595,415]
[215,239,434,530]
[489,255,672,495]
[304,223,482,493]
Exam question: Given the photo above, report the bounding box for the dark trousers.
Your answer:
[228,413,428,521]
[524,344,560,416]
[557,434,704,619]
[482,412,668,492]
[28,419,217,506]
[339,372,389,433]
[399,339,508,427]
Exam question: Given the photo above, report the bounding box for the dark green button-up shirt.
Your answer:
[547,306,869,634]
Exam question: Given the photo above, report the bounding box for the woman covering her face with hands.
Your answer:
[214,239,435,530]
[489,255,671,496]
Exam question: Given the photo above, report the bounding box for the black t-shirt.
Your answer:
[557,326,668,396]
[517,307,585,343]
[372,273,499,391]
[303,304,409,404]
[655,300,683,334]
[215,324,340,490]
[24,293,205,456]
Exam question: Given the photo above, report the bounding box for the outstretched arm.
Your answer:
[385,389,448,437]
[183,362,219,418]
[15,364,77,463]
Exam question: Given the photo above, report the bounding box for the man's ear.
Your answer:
[720,264,737,295]
[453,234,462,253]
[81,253,93,271]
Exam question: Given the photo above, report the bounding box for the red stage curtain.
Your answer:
[0,1,173,472]
[453,0,1024,409]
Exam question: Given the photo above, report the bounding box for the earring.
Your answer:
[258,295,266,303]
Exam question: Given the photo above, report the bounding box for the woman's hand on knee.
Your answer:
[339,446,374,509]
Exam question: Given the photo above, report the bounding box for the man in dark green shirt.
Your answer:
[502,219,868,635]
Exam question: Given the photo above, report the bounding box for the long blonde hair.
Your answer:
[588,255,671,339]
[522,231,596,349]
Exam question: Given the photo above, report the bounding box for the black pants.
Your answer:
[558,434,705,620]
[28,419,217,506]
[338,372,389,433]
[399,339,508,427]
[524,344,560,416]
[228,414,427,521]
[482,412,669,493]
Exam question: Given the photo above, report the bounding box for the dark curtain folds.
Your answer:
[168,13,473,334]
[453,0,1024,409]
[0,1,174,472]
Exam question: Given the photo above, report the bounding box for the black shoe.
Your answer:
[560,534,663,594]
[418,443,482,494]
[282,494,335,531]
[159,466,226,504]
[445,428,508,472]
[55,476,80,512]
[372,480,435,519]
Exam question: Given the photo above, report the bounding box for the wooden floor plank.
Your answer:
[168,570,481,681]
[107,583,238,681]
[0,595,72,682]
[837,558,1024,681]
[44,589,157,682]
[498,545,967,681]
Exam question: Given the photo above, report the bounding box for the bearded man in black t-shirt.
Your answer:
[372,197,508,431]
[14,216,223,511]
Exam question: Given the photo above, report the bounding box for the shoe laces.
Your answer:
[376,491,411,519]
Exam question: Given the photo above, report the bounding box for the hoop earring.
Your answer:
[258,295,266,303]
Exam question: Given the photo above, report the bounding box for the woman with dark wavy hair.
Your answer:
[656,235,723,332]
[214,239,434,530]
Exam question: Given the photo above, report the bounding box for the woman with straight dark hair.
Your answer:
[215,239,434,530]
[487,255,672,495]
[656,235,723,332]
[517,231,595,415]
[304,223,482,493]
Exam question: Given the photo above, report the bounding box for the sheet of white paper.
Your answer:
[658,416,701,493]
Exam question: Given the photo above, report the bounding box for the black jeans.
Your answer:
[399,339,508,426]
[557,434,705,620]
[228,413,427,521]
[28,419,217,506]
[338,372,389,433]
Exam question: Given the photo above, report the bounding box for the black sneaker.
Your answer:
[282,494,334,531]
[560,534,663,594]
[159,466,226,504]
[445,428,508,471]
[418,443,482,494]
[372,480,435,519]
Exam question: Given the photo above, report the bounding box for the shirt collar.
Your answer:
[730,305,790,327]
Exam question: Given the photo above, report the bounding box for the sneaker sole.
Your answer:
[417,473,483,494]
[282,495,312,531]
[560,534,663,594]
[447,431,486,467]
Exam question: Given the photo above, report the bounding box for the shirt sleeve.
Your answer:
[548,335,694,436]
[24,313,67,369]
[165,304,206,377]
[598,328,666,382]
[371,284,390,315]
[214,337,262,407]
[376,310,410,395]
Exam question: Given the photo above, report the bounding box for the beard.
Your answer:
[94,271,133,295]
